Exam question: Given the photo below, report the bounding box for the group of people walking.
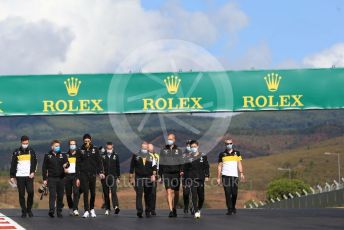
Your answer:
[9,133,245,219]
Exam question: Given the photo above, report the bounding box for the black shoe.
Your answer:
[27,211,33,218]
[21,212,27,218]
[114,207,120,214]
[145,211,151,218]
[168,211,174,218]
[190,208,195,215]
[151,210,156,216]
[226,210,233,215]
[49,212,55,218]
[183,208,188,214]
[232,209,237,214]
[137,212,143,218]
[57,212,63,218]
[172,208,177,217]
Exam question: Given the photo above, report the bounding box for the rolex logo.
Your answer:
[264,73,282,92]
[64,77,82,96]
[164,75,181,95]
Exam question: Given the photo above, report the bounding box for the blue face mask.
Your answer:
[70,145,76,150]
[191,147,198,153]
[54,146,61,153]
[141,149,148,154]
[226,144,233,149]
[186,146,191,152]
[167,140,174,146]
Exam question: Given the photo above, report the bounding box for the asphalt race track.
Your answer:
[1,209,344,230]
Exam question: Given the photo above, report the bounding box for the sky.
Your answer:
[0,0,343,75]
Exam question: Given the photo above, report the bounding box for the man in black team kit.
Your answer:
[101,142,121,216]
[217,139,245,215]
[78,134,105,218]
[64,139,81,216]
[182,140,192,214]
[183,140,209,219]
[129,142,157,218]
[159,133,183,218]
[10,135,37,218]
[42,140,69,218]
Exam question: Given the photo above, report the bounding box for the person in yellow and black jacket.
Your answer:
[42,140,69,218]
[129,142,157,218]
[64,139,81,216]
[183,140,209,219]
[10,135,37,218]
[101,142,120,216]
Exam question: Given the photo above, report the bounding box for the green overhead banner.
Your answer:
[0,68,344,116]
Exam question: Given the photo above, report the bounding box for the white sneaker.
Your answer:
[83,211,90,218]
[194,211,201,219]
[105,210,110,216]
[69,209,74,216]
[90,209,96,218]
[73,210,79,216]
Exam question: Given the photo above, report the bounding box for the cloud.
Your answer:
[303,43,344,68]
[0,0,250,75]
[0,17,74,74]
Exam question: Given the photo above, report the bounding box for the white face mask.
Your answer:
[107,149,113,154]
[22,144,29,149]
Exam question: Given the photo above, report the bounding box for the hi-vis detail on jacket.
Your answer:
[16,154,31,177]
[218,150,242,177]
[66,156,76,174]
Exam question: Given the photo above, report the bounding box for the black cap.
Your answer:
[83,133,92,140]
[106,142,113,145]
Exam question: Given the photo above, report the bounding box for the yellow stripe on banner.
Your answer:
[17,154,31,161]
[68,157,76,163]
[222,155,242,162]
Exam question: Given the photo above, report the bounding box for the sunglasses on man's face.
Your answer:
[226,143,233,145]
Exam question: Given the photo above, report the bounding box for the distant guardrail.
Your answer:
[245,178,344,209]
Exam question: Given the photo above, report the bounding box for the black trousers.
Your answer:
[101,175,119,210]
[80,173,97,211]
[135,178,153,213]
[182,178,190,210]
[64,174,80,211]
[48,177,64,214]
[16,177,34,213]
[151,181,157,211]
[222,176,239,211]
[185,178,205,212]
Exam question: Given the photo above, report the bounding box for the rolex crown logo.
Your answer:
[64,77,82,96]
[164,75,181,95]
[264,73,282,92]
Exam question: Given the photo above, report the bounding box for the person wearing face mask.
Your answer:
[147,143,159,216]
[129,142,157,218]
[217,139,245,215]
[10,135,37,218]
[183,140,209,219]
[78,134,105,218]
[158,133,183,218]
[64,139,81,216]
[182,140,192,214]
[101,142,121,216]
[42,140,69,218]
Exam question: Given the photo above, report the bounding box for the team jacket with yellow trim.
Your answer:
[78,144,104,175]
[42,151,68,180]
[129,153,157,178]
[218,149,242,177]
[10,146,37,178]
[101,151,120,178]
[159,145,183,176]
[183,152,210,180]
